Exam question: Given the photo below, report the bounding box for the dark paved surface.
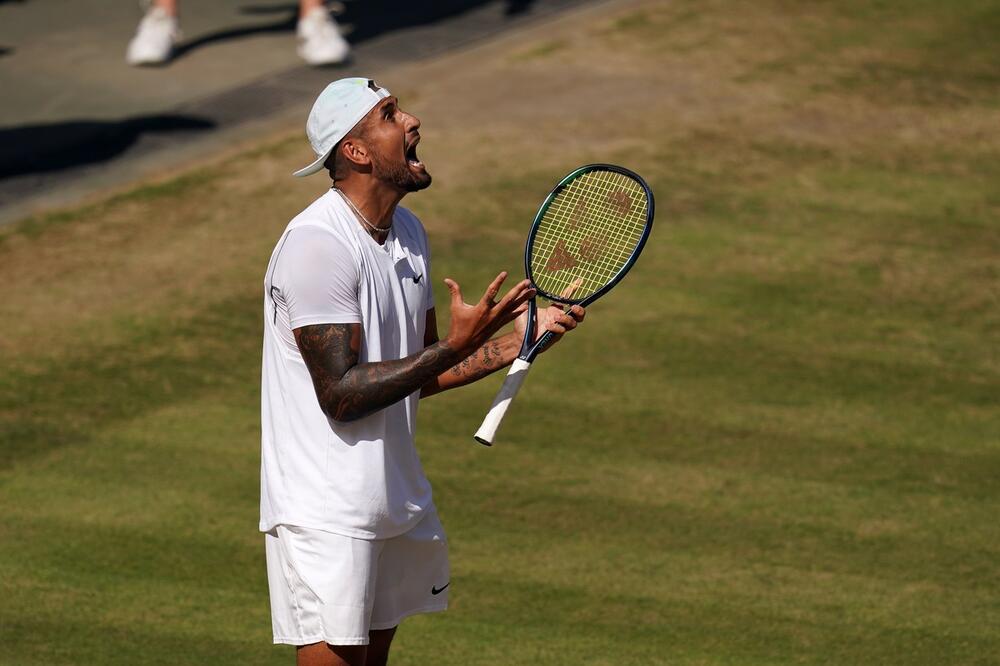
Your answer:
[0,0,604,224]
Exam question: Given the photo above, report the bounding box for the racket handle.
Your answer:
[474,358,533,446]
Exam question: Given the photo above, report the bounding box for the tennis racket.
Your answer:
[473,164,655,445]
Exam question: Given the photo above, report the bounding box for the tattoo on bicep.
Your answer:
[295,323,360,409]
[296,324,359,375]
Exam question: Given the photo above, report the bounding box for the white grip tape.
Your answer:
[474,358,533,446]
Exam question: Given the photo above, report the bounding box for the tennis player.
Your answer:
[260,77,585,666]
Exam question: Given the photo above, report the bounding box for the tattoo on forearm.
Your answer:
[484,339,501,368]
[448,339,504,380]
[450,351,472,377]
[296,323,456,422]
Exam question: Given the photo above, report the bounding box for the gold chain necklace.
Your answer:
[335,188,390,239]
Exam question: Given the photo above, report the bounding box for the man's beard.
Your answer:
[370,149,432,192]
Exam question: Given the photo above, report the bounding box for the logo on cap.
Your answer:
[368,80,383,93]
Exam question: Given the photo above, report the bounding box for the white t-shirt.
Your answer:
[260,189,435,539]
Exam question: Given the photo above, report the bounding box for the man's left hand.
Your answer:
[513,280,586,350]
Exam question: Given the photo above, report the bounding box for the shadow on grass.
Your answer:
[0,115,215,179]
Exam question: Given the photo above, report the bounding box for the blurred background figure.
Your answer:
[126,0,351,67]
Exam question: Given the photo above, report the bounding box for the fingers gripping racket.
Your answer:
[474,164,655,445]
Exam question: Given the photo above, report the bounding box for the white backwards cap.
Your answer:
[292,77,392,178]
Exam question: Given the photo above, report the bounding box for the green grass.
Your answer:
[2,0,999,664]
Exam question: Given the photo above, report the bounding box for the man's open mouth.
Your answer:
[405,137,424,169]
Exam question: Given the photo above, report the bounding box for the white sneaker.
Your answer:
[126,6,180,66]
[297,7,350,66]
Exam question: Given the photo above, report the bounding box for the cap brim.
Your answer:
[292,146,334,178]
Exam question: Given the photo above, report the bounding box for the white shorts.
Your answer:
[265,506,449,646]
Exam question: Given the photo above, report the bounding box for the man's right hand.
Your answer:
[443,272,535,357]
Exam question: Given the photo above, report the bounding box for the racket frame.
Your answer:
[474,164,654,446]
[517,163,655,363]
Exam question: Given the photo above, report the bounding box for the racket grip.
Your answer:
[474,358,533,446]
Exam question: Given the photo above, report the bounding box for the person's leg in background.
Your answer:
[297,0,351,66]
[127,0,350,67]
[126,0,180,65]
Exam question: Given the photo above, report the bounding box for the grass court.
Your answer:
[1,0,998,663]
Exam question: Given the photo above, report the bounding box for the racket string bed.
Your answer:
[571,172,647,289]
[534,172,646,294]
[531,171,647,299]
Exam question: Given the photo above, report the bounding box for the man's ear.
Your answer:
[340,137,371,168]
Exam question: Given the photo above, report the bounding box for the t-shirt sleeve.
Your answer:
[275,225,361,329]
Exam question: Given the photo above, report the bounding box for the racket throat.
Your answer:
[518,299,539,358]
[520,298,565,361]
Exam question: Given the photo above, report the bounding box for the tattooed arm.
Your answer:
[295,272,535,422]
[420,307,522,398]
[420,291,587,397]
[295,322,459,422]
